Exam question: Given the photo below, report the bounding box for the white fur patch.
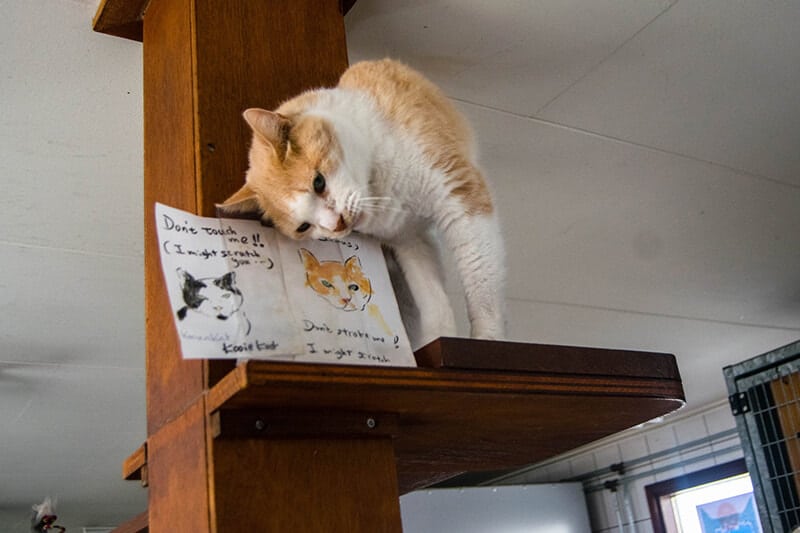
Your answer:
[286,194,308,221]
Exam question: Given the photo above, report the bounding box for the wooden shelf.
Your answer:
[119,337,683,531]
[207,338,684,492]
[415,336,680,379]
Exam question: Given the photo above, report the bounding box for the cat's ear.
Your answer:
[344,255,363,274]
[298,248,319,270]
[243,108,291,157]
[177,267,193,283]
[218,183,262,217]
[217,271,236,290]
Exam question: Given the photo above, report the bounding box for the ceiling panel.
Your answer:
[538,0,800,185]
[0,244,144,367]
[457,101,800,330]
[345,0,675,114]
[0,363,146,529]
[0,0,143,256]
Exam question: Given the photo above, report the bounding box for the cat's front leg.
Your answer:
[437,208,506,340]
[387,232,457,350]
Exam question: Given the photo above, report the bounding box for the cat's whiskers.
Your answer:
[361,205,405,214]
[356,196,405,213]
[358,204,405,214]
[359,196,393,202]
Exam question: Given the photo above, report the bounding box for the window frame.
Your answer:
[645,458,750,533]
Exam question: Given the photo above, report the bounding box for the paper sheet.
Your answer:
[155,203,415,367]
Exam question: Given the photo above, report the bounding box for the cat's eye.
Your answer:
[321,280,333,288]
[313,172,326,194]
[296,222,311,233]
[348,284,359,291]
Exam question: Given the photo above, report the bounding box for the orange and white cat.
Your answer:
[299,249,372,312]
[222,59,504,347]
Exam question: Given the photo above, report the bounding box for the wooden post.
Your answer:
[141,0,348,435]
[99,0,377,530]
[210,438,402,532]
[142,0,358,529]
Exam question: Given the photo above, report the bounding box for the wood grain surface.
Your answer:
[142,0,348,433]
[208,357,684,492]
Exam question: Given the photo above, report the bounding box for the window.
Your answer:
[646,459,762,533]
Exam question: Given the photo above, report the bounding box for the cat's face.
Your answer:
[300,249,372,312]
[177,269,243,320]
[222,107,367,241]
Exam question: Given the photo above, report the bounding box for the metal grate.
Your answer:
[724,340,800,533]
[749,378,800,531]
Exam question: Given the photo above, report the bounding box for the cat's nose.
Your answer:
[318,208,344,232]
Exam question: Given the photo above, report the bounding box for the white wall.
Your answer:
[0,1,147,528]
[401,484,592,533]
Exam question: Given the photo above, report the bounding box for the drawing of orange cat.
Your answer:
[299,249,372,312]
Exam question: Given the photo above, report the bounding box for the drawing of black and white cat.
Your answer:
[176,268,251,335]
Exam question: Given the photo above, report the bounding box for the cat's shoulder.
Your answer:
[337,59,471,144]
[339,59,438,99]
[340,59,415,87]
[275,60,414,117]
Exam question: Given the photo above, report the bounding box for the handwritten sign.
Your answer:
[155,203,415,367]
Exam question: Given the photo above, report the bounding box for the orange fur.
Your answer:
[339,59,493,215]
[242,112,342,236]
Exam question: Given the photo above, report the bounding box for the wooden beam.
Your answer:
[122,442,148,486]
[142,0,206,435]
[93,0,147,41]
[93,0,358,42]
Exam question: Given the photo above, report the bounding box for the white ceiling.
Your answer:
[2,0,799,529]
